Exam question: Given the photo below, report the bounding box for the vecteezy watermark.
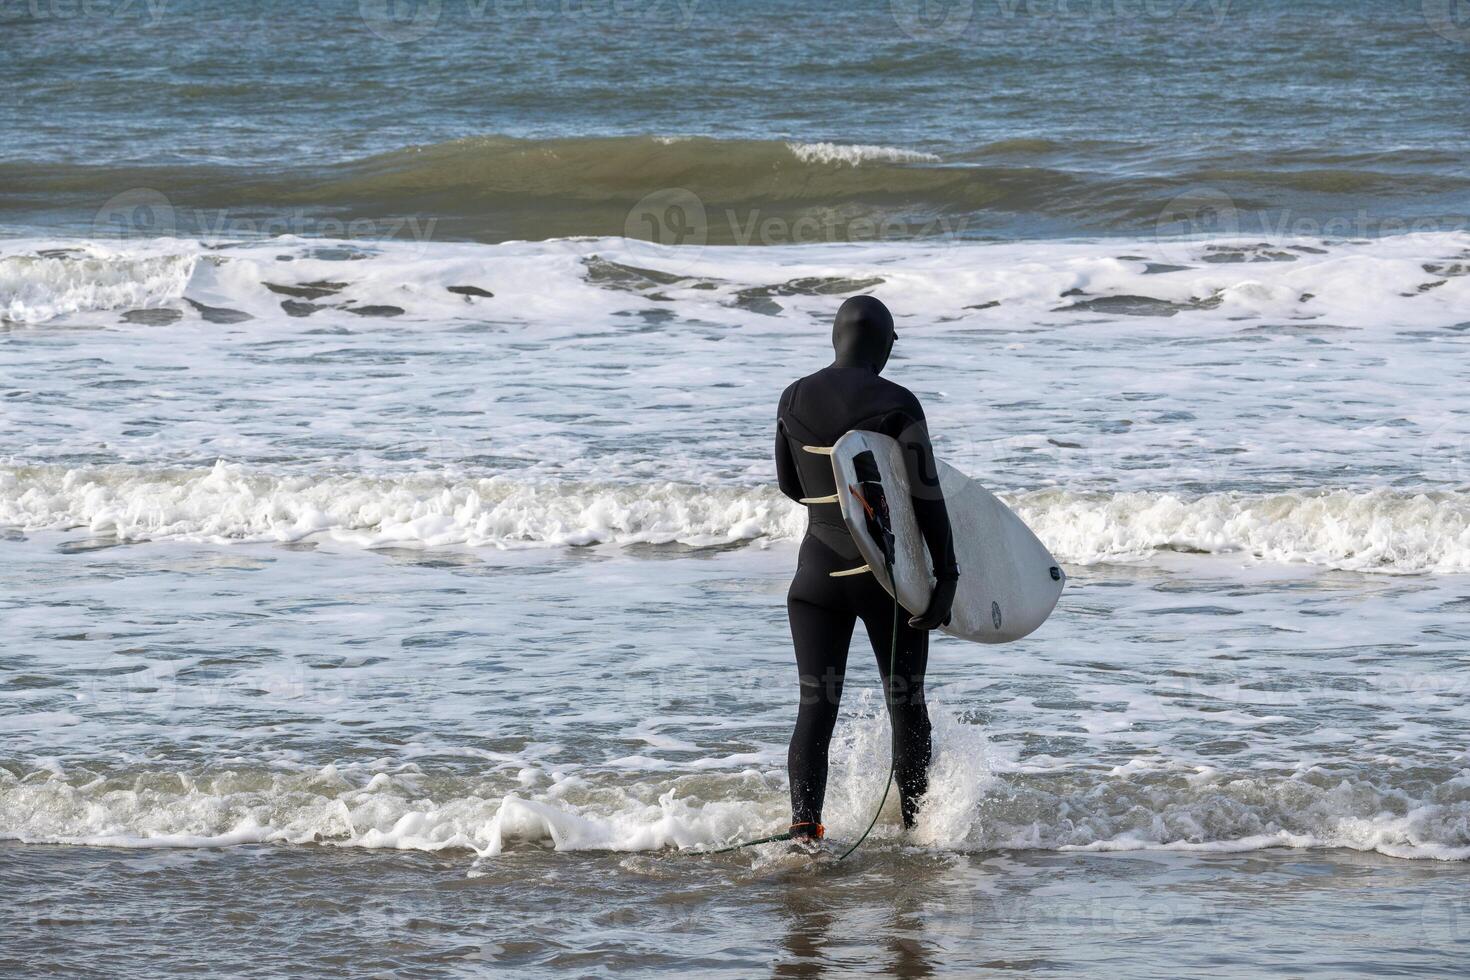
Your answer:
[484,0,700,24]
[999,0,1233,25]
[625,188,708,248]
[1152,187,1469,264]
[359,0,443,42]
[722,212,970,246]
[890,0,975,41]
[623,187,971,253]
[1143,666,1470,726]
[636,200,971,246]
[360,0,701,42]
[1152,186,1241,265]
[94,188,176,239]
[81,648,446,720]
[84,652,186,716]
[92,188,441,244]
[971,892,1234,938]
[1418,421,1470,486]
[1421,891,1470,944]
[890,0,1234,41]
[12,0,168,24]
[1423,0,1470,43]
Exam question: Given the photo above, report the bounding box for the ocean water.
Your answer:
[4,1,1470,976]
[4,0,1470,242]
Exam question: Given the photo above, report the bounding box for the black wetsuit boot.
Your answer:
[774,296,958,835]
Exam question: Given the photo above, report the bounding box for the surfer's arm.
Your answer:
[892,405,959,584]
[774,383,808,502]
[775,410,805,503]
[898,407,958,630]
[775,422,804,501]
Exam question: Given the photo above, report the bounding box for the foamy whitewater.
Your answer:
[3,229,1470,882]
[5,463,1470,572]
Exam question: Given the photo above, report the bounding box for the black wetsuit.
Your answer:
[774,298,958,833]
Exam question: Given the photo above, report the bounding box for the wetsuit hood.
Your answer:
[831,295,895,373]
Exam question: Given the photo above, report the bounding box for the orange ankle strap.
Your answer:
[789,821,825,839]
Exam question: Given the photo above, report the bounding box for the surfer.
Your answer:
[774,295,958,842]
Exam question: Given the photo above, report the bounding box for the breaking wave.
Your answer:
[3,231,1469,330]
[2,703,1466,861]
[4,461,1470,573]
[0,461,805,550]
[0,247,196,323]
[4,135,1467,243]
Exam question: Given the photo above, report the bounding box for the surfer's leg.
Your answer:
[787,544,856,834]
[787,596,854,832]
[859,595,932,828]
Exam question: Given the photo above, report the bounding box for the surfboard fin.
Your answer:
[799,494,840,505]
[829,564,871,578]
[802,445,834,455]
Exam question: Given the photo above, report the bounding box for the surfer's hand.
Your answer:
[908,578,956,630]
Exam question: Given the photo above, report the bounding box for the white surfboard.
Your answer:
[824,430,1064,644]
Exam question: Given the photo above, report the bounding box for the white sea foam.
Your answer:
[1013,487,1470,574]
[5,232,1469,887]
[3,711,1465,861]
[4,462,1470,572]
[0,461,804,549]
[0,245,196,323]
[785,142,942,166]
[2,232,1466,335]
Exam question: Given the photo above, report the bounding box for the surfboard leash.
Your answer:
[705,829,796,854]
